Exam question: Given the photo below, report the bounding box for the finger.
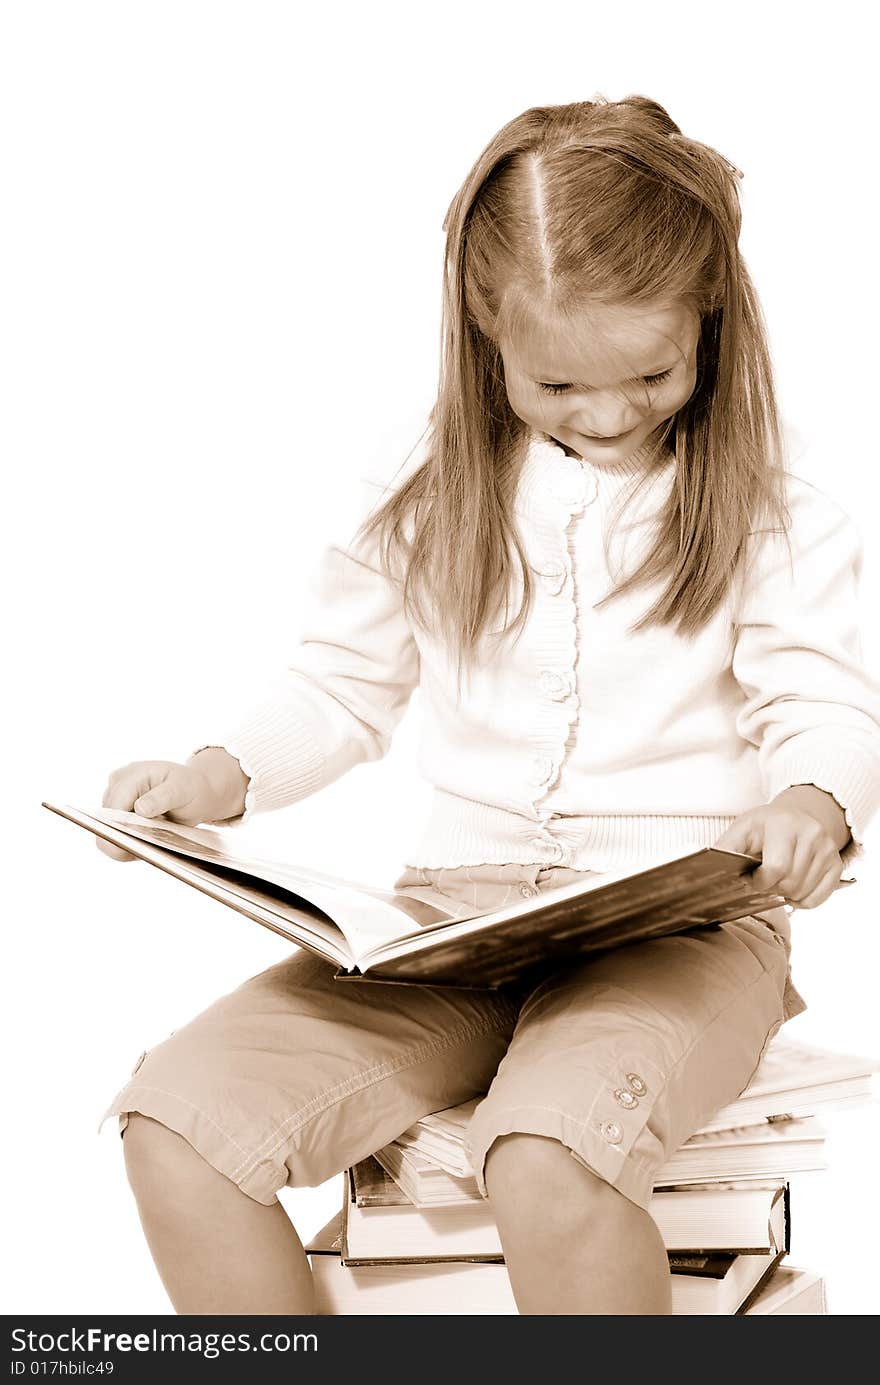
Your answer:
[100,766,145,861]
[784,839,843,906]
[789,860,845,910]
[714,818,759,855]
[781,851,839,906]
[772,825,835,903]
[134,770,196,820]
[95,837,137,863]
[750,825,797,893]
[102,765,142,812]
[102,762,172,813]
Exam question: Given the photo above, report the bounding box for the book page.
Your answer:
[731,1035,880,1094]
[51,807,353,966]
[92,807,383,895]
[299,881,452,962]
[682,1118,825,1149]
[60,806,453,964]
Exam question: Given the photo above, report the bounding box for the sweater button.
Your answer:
[550,476,588,507]
[530,837,564,863]
[538,669,573,700]
[549,460,598,507]
[529,756,555,787]
[536,559,567,595]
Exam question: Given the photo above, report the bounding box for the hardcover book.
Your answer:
[743,1265,827,1315]
[380,1103,828,1187]
[43,801,805,987]
[343,1163,789,1259]
[308,1196,789,1315]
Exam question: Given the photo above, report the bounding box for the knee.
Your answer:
[485,1132,618,1230]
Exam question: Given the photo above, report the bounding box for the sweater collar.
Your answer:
[513,429,675,515]
[530,429,672,484]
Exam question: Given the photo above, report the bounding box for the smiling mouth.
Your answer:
[582,428,632,441]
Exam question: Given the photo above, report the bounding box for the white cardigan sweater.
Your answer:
[204,425,880,873]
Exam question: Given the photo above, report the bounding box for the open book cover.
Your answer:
[43,800,816,987]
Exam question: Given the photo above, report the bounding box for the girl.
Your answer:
[98,95,880,1315]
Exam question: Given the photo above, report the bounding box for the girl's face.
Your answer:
[498,298,700,466]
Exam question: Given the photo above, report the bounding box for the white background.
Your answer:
[3,0,879,1316]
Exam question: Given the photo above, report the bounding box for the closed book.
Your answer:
[343,1167,501,1266]
[652,1118,826,1185]
[308,1203,788,1315]
[372,1145,483,1206]
[743,1265,827,1315]
[693,1036,879,1131]
[345,1162,789,1259]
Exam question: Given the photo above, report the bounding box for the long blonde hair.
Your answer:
[360,95,788,672]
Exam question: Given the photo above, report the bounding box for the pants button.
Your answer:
[614,1088,639,1109]
[599,1120,623,1144]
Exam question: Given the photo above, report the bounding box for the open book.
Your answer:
[43,800,825,987]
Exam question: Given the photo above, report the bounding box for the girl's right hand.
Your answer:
[97,757,238,862]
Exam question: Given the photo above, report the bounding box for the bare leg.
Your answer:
[485,1133,672,1315]
[123,1114,315,1315]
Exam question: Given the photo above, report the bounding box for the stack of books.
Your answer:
[307,1036,878,1315]
[40,805,873,1311]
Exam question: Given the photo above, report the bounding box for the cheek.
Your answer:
[665,367,698,414]
[508,380,543,420]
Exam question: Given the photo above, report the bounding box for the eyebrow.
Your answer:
[532,359,679,386]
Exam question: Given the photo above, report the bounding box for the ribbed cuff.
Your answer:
[192,703,327,825]
[764,729,880,847]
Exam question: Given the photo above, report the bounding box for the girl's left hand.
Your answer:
[713,804,844,909]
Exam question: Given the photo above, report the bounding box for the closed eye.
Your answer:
[538,368,675,396]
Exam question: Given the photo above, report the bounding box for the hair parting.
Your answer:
[358,94,789,675]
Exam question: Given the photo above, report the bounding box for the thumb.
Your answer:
[134,773,190,820]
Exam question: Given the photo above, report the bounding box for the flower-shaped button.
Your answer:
[551,478,587,507]
[599,1120,623,1145]
[530,836,564,863]
[537,669,573,700]
[614,1088,639,1110]
[529,755,555,787]
[626,1074,648,1096]
[519,883,538,899]
[549,459,598,508]
[535,559,567,595]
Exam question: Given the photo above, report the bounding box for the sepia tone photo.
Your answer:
[7,0,880,1335]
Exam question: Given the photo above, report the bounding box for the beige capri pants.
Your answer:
[101,863,803,1212]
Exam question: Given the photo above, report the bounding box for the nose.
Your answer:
[576,414,642,439]
[575,396,644,438]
